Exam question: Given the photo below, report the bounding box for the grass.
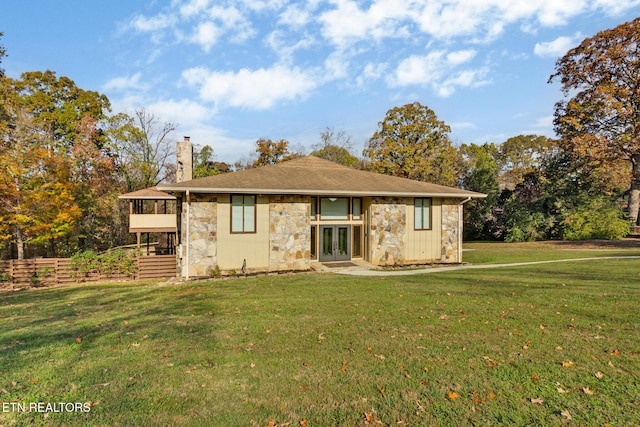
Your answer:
[463,239,640,264]
[1,242,639,426]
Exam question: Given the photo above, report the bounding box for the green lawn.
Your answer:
[1,242,640,426]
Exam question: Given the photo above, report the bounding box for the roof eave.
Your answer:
[157,186,486,198]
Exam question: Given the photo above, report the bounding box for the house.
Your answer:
[154,139,485,279]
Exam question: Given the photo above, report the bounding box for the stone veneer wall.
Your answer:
[440,199,460,263]
[269,195,311,271]
[181,194,217,277]
[369,197,407,265]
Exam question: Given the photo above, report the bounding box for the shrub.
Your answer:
[69,250,100,280]
[564,197,630,240]
[69,249,138,281]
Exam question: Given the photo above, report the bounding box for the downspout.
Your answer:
[185,190,190,280]
[457,197,472,263]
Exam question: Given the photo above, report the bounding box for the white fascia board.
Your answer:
[158,186,486,198]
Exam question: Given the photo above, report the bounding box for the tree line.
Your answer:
[1,18,639,259]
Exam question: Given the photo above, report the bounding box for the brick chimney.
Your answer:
[176,136,193,183]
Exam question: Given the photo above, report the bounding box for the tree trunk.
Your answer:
[15,224,25,260]
[629,154,640,229]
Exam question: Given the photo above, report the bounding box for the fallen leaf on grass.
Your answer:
[595,371,604,379]
[1,388,8,394]
[268,421,276,427]
[611,349,621,356]
[447,392,460,400]
[561,410,572,420]
[561,361,574,367]
[299,420,307,426]
[583,387,594,395]
[530,398,544,405]
[557,387,568,394]
[377,385,385,395]
[75,337,82,343]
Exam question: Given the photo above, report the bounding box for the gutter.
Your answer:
[185,190,190,280]
[158,186,486,199]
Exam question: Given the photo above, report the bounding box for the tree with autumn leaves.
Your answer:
[364,102,461,187]
[0,69,178,258]
[550,17,640,227]
[0,71,116,258]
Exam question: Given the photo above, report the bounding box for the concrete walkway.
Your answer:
[318,256,640,276]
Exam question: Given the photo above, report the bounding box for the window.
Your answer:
[310,197,317,220]
[320,197,349,220]
[352,198,362,219]
[414,198,432,230]
[310,226,317,259]
[231,195,256,233]
[353,225,362,257]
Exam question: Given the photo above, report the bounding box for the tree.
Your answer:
[0,32,6,77]
[496,135,557,190]
[549,17,640,226]
[0,102,77,259]
[310,127,361,168]
[252,138,297,167]
[459,143,500,240]
[363,102,460,186]
[106,108,176,191]
[193,145,230,178]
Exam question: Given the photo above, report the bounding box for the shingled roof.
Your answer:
[158,156,485,198]
[119,187,176,200]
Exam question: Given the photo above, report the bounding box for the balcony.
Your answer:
[129,214,176,233]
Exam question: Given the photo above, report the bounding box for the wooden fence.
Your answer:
[0,255,176,287]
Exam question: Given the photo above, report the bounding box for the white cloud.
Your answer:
[102,72,147,92]
[319,0,412,47]
[438,67,491,97]
[534,33,582,57]
[389,49,488,96]
[191,22,221,52]
[146,98,213,126]
[279,4,312,27]
[265,30,316,62]
[181,64,319,109]
[178,0,211,17]
[128,13,176,33]
[391,52,446,87]
[356,62,388,86]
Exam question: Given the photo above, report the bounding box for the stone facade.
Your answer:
[269,195,311,271]
[369,197,407,265]
[440,199,460,263]
[181,194,217,277]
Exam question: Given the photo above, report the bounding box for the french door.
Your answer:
[319,225,351,262]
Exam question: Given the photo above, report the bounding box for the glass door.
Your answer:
[319,225,351,262]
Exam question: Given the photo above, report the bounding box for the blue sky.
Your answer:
[3,0,640,163]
